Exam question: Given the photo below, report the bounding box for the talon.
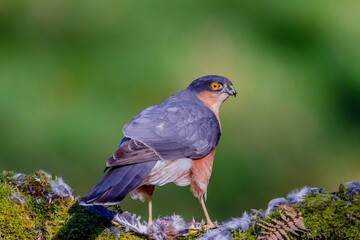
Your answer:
[148,219,153,227]
[204,222,215,230]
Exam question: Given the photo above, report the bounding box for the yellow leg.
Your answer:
[148,194,153,225]
[200,196,215,228]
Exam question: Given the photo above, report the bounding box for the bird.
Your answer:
[80,75,236,228]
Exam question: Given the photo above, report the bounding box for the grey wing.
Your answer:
[106,138,160,167]
[122,101,221,160]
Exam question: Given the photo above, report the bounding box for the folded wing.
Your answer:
[123,101,221,161]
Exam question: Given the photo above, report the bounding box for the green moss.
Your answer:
[0,183,35,239]
[232,186,360,239]
[300,189,360,239]
[0,171,138,239]
[232,213,262,240]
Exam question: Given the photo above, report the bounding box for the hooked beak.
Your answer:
[226,85,237,97]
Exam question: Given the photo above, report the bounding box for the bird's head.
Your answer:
[188,75,236,97]
[187,75,236,114]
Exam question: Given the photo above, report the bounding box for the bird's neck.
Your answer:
[197,92,228,122]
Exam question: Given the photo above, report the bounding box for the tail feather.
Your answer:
[80,161,156,206]
[86,166,133,203]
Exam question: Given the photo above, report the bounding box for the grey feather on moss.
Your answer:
[265,197,288,215]
[198,229,231,240]
[106,226,122,238]
[112,211,148,235]
[265,186,319,215]
[11,170,74,200]
[12,193,25,203]
[12,173,26,185]
[346,181,360,198]
[86,206,148,235]
[49,177,74,200]
[148,215,188,240]
[286,186,312,204]
[223,211,253,231]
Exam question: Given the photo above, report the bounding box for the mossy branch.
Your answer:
[1,170,360,239]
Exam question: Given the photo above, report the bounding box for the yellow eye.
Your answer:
[211,82,221,90]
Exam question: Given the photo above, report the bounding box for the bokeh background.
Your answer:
[1,1,360,222]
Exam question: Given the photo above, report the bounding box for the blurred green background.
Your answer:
[1,1,360,222]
